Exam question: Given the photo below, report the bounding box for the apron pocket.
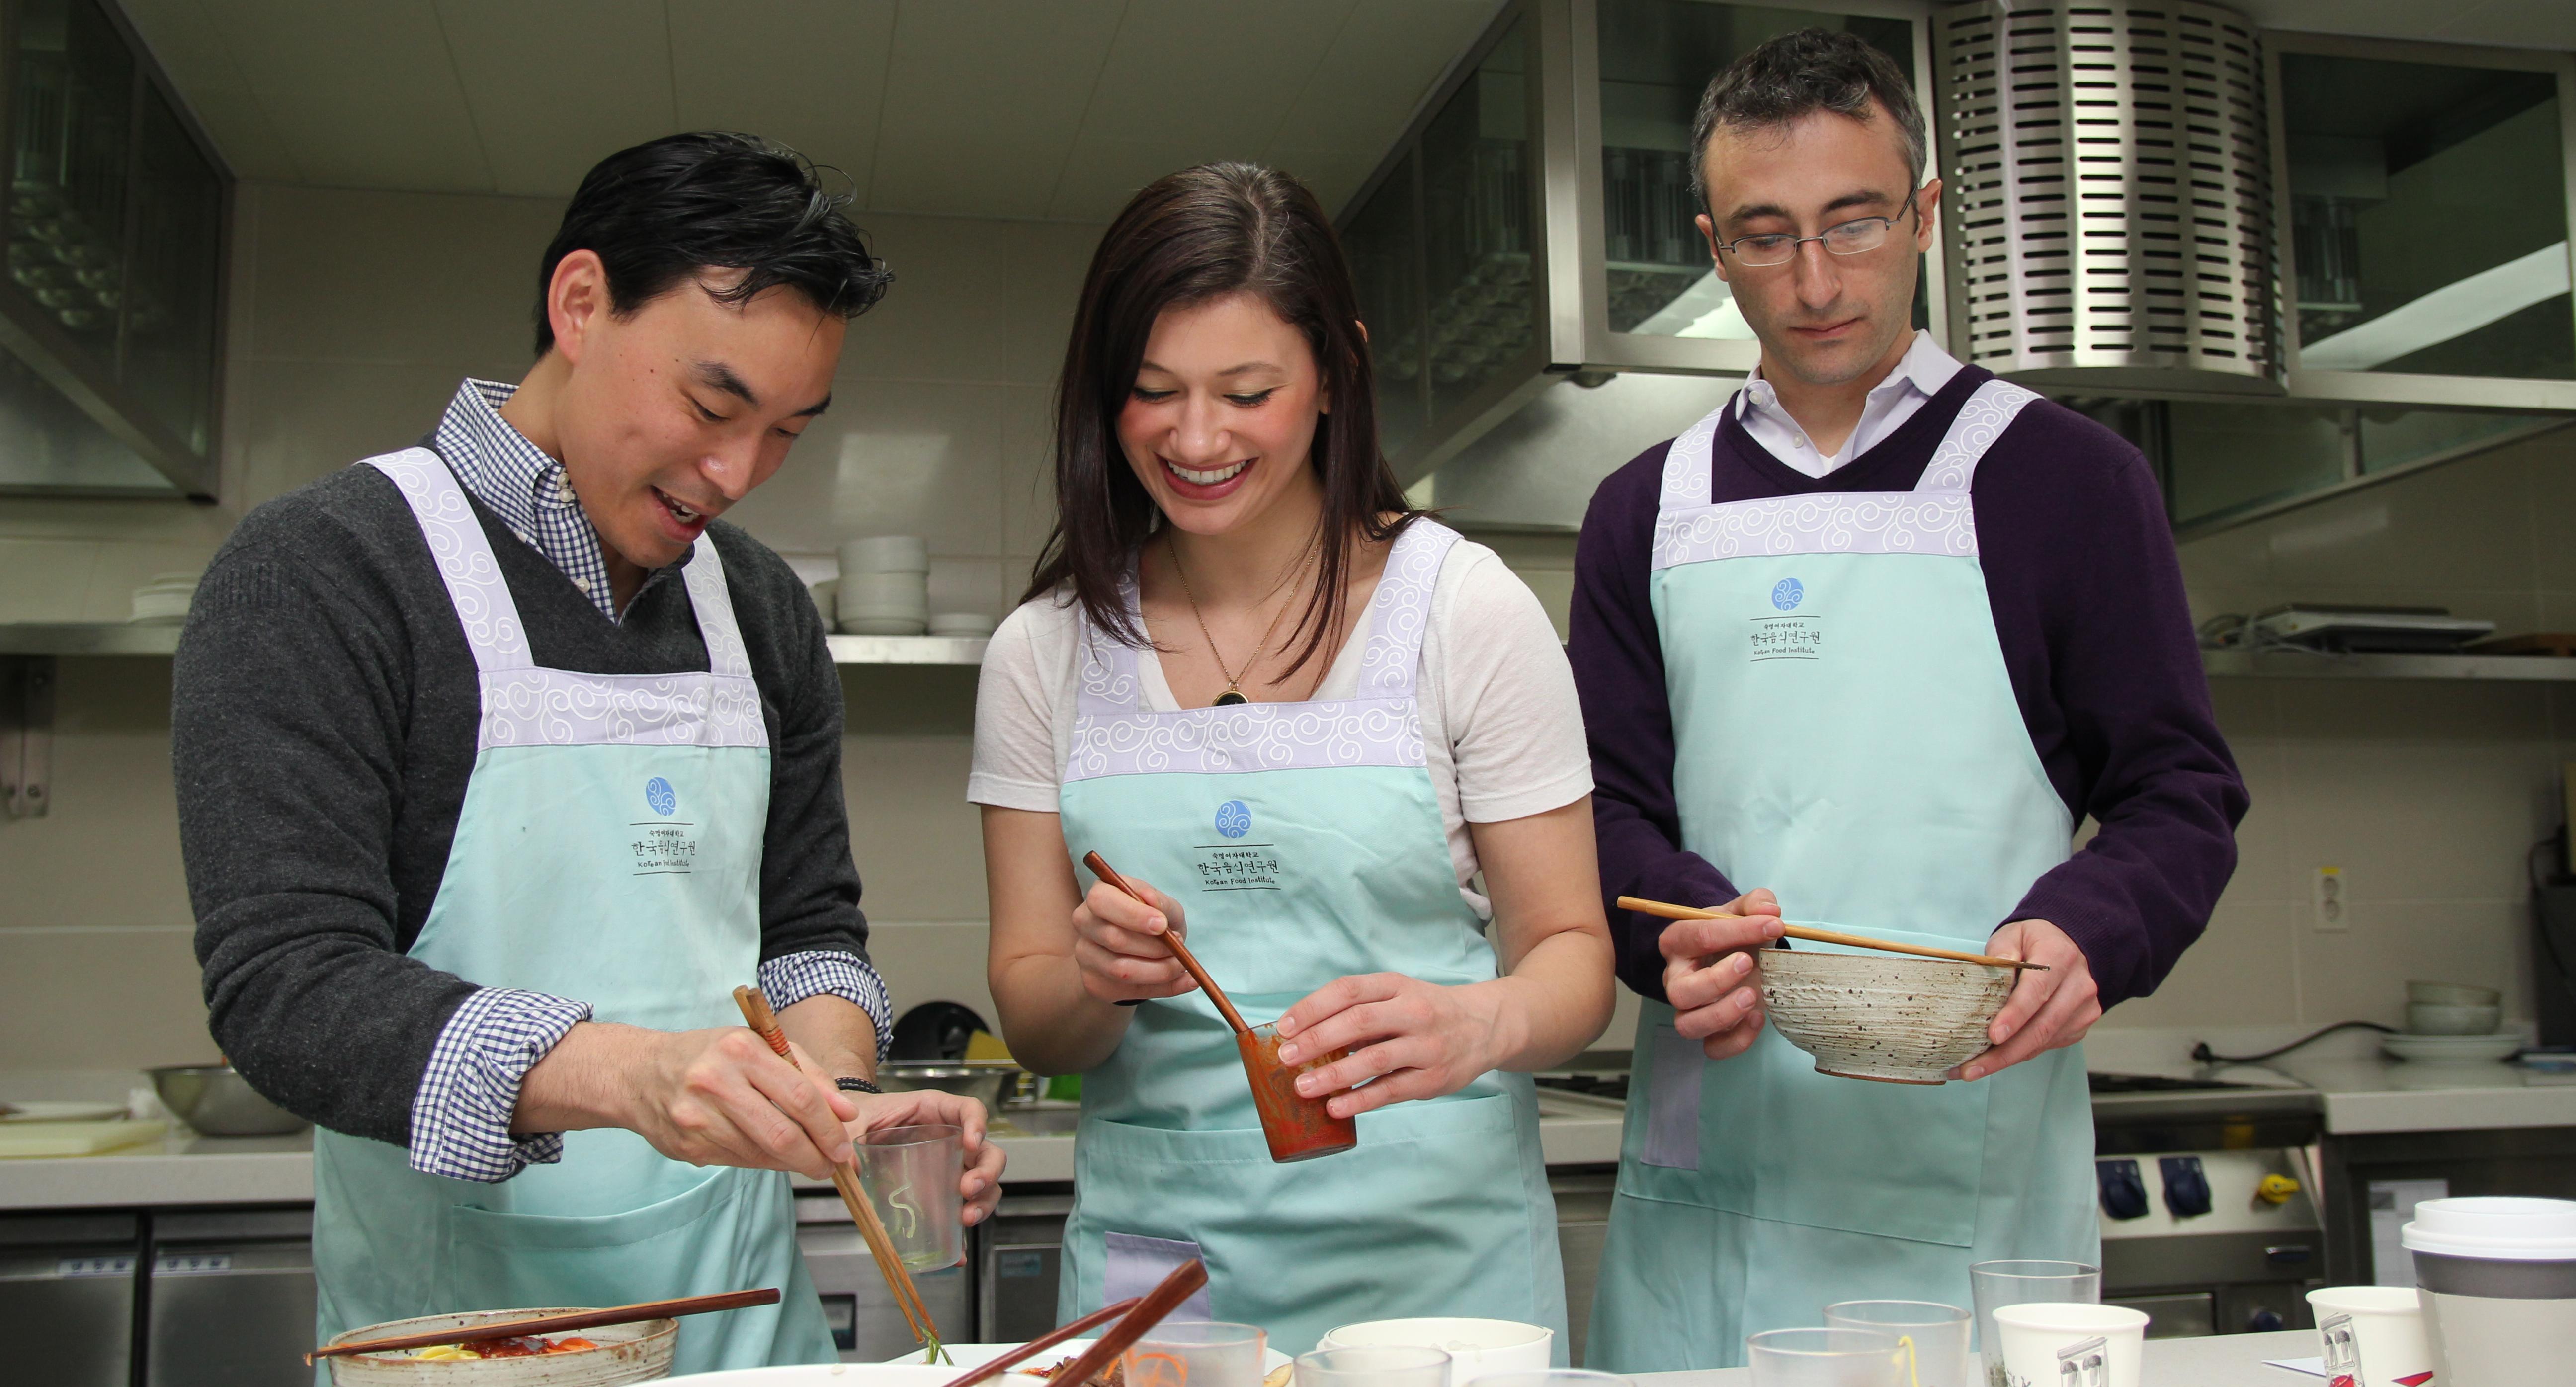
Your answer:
[1104,1232,1216,1320]
[444,1164,755,1309]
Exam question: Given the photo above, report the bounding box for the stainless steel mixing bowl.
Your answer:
[147,1065,310,1136]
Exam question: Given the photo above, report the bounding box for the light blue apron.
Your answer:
[1051,520,1568,1357]
[309,447,835,1376]
[1586,381,2099,1372]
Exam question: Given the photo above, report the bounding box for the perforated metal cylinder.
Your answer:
[1934,0,2280,390]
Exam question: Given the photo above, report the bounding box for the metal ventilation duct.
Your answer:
[1933,1,2281,392]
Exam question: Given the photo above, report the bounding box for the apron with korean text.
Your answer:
[309,447,834,1376]
[1051,519,1567,1356]
[1587,382,2098,1372]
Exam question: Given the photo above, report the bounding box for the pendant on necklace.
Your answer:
[1213,689,1248,707]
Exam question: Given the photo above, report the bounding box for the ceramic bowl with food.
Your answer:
[147,1064,310,1136]
[1759,947,2013,1084]
[322,1309,675,1385]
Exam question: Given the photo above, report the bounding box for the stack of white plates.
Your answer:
[928,612,995,639]
[131,572,199,623]
[837,536,928,635]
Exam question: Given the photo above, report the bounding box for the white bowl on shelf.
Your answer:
[2382,1032,2524,1064]
[838,616,929,636]
[928,612,995,638]
[839,535,929,574]
[2407,980,2502,1007]
[2407,1001,2504,1036]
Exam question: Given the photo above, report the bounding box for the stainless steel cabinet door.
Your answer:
[145,1239,317,1387]
[0,1213,139,1387]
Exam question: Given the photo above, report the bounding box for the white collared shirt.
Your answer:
[1735,331,1964,478]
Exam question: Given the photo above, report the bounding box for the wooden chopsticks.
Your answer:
[1034,1259,1211,1387]
[307,1288,779,1363]
[732,985,945,1357]
[935,1296,1142,1387]
[1084,851,1253,1034]
[1615,897,2051,972]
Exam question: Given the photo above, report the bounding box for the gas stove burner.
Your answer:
[2088,1072,2266,1094]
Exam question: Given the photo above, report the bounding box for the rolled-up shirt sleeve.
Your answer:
[407,988,592,1181]
[1570,444,1740,1004]
[760,950,894,1046]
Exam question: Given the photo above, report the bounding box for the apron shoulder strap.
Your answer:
[1353,519,1461,701]
[1075,573,1147,716]
[677,535,755,681]
[365,447,532,672]
[1915,378,2042,494]
[1657,391,1741,515]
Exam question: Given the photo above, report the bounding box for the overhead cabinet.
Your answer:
[0,0,227,498]
[1349,0,2576,531]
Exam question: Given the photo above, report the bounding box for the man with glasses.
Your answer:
[1571,30,2245,1370]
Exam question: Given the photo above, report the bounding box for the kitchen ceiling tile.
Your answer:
[117,0,304,180]
[199,0,492,191]
[1264,0,1497,155]
[864,0,1126,217]
[1258,143,1382,217]
[1045,136,1248,223]
[668,0,897,191]
[1074,0,1354,150]
[435,0,680,197]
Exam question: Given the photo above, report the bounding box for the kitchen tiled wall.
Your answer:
[0,182,1093,1069]
[4,176,2572,1071]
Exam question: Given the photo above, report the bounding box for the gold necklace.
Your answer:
[1167,533,1316,707]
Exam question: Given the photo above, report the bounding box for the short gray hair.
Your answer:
[1689,28,1927,214]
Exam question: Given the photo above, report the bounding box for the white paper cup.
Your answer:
[839,534,930,573]
[1318,1318,1553,1382]
[1990,1303,2145,1387]
[2402,1196,2576,1385]
[2308,1286,2429,1387]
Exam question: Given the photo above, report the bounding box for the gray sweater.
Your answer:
[172,462,870,1146]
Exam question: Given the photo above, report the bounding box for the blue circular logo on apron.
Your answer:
[1215,801,1251,839]
[646,777,677,816]
[1771,578,1804,610]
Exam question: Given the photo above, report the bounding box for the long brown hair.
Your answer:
[1021,162,1421,677]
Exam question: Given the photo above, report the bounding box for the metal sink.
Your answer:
[989,1104,1083,1137]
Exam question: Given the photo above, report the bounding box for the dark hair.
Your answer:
[533,132,892,355]
[1689,29,1926,213]
[1023,162,1421,677]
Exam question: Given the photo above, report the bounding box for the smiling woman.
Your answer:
[972,162,1613,1356]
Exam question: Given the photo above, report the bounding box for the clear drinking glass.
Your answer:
[1296,1346,1453,1387]
[1968,1260,2101,1387]
[1125,1321,1268,1387]
[1825,1302,1973,1387]
[853,1123,964,1270]
[1746,1328,1903,1387]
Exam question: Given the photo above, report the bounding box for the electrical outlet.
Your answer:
[2313,866,2347,931]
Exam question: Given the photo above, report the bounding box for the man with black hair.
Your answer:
[175,134,1004,1372]
[1572,31,2245,1370]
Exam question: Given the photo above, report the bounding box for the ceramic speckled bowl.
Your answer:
[1760,947,2014,1084]
[323,1309,676,1385]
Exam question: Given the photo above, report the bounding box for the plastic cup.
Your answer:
[2308,1286,2431,1387]
[1297,1346,1453,1387]
[1969,1260,2099,1387]
[1318,1318,1552,1383]
[1126,1321,1267,1387]
[1238,1021,1357,1162]
[1825,1301,1972,1387]
[1988,1303,2146,1387]
[1746,1328,1903,1386]
[852,1123,963,1270]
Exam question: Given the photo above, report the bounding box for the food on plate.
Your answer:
[407,1335,599,1360]
[1027,1355,1125,1387]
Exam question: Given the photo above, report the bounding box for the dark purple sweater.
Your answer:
[1570,364,2246,1010]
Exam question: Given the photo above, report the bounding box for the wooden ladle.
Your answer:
[1616,896,2050,972]
[1084,851,1252,1034]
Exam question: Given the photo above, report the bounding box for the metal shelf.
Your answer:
[0,623,990,666]
[2202,649,2576,682]
[0,623,182,656]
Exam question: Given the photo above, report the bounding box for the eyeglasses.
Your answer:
[1712,193,1920,268]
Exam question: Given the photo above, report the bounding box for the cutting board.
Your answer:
[0,1118,167,1158]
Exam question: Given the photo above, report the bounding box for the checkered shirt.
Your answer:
[406,378,895,1183]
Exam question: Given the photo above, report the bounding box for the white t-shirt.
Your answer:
[968,538,1592,918]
